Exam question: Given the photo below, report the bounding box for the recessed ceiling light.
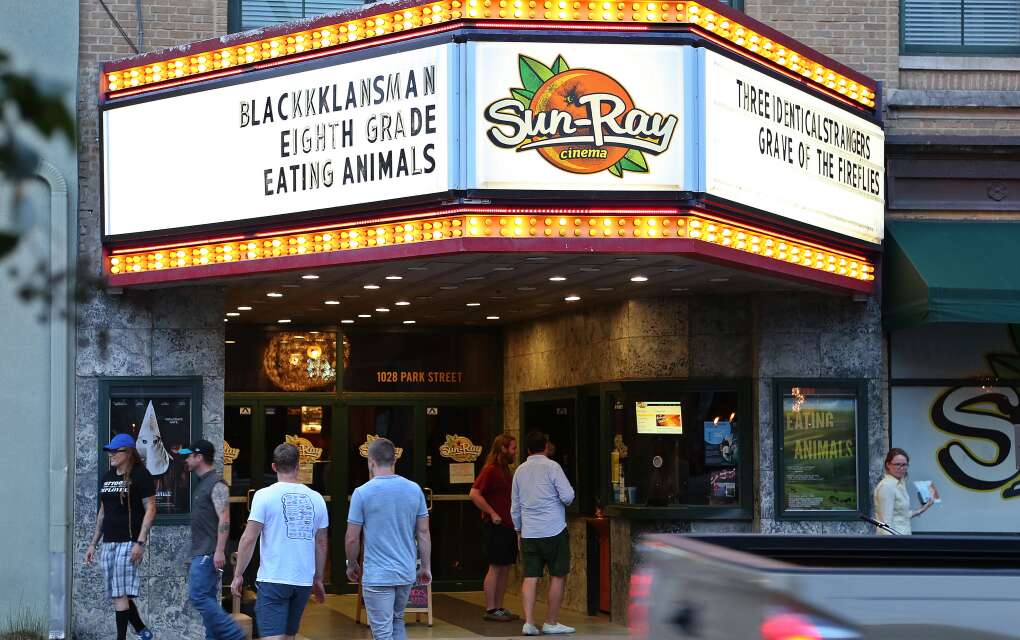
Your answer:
[486,315,500,320]
[226,312,240,317]
[325,300,340,305]
[564,295,581,302]
[492,266,515,271]
[708,277,730,283]
[403,320,416,324]
[358,314,372,318]
[302,274,319,280]
[237,306,252,311]
[278,319,291,323]
[376,307,390,313]
[225,340,236,344]
[309,331,320,334]
[395,301,411,306]
[439,285,458,290]
[630,275,649,282]
[466,302,481,307]
[267,292,283,298]
[223,318,229,322]
[549,276,567,282]
[385,275,403,280]
[517,286,536,291]
[341,319,355,324]
[595,287,614,291]
[363,284,380,290]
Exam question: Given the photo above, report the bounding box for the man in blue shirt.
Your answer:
[511,431,576,636]
[346,437,431,640]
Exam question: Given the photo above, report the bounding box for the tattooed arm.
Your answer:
[212,481,231,570]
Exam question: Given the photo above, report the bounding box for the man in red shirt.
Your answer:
[470,434,519,621]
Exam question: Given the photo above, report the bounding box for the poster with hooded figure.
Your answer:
[109,396,192,515]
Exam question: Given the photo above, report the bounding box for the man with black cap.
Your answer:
[181,439,245,640]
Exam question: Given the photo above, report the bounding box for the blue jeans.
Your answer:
[256,581,312,637]
[363,584,413,640]
[188,555,244,640]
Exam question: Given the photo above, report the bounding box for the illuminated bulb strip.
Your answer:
[106,212,875,283]
[103,0,875,109]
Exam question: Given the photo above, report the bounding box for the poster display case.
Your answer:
[98,377,203,524]
[773,379,869,521]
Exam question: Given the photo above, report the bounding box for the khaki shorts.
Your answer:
[521,528,570,578]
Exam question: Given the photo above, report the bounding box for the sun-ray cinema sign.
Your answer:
[470,42,686,191]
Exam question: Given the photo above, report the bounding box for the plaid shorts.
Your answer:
[101,541,140,599]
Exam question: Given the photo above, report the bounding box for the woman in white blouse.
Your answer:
[873,448,935,535]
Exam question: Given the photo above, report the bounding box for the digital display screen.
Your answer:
[635,401,683,435]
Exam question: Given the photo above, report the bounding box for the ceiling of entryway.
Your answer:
[219,251,831,328]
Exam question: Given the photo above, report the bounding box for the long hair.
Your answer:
[118,448,144,539]
[484,434,516,478]
[884,448,909,466]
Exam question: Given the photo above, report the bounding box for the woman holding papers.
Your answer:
[873,448,937,535]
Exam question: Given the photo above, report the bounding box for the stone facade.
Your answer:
[502,294,885,622]
[73,1,228,637]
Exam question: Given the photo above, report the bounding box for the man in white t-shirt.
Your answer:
[232,443,328,640]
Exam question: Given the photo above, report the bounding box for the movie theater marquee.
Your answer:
[102,40,884,243]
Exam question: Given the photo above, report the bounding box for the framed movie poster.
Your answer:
[774,379,869,521]
[98,377,202,524]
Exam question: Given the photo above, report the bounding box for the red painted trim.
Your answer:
[108,236,873,293]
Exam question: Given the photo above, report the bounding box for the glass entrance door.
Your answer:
[341,400,495,591]
[425,403,493,588]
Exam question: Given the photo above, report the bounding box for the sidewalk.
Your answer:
[296,591,628,640]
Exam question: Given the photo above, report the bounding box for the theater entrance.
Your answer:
[223,327,502,594]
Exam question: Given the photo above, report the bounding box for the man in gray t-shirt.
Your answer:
[346,437,431,640]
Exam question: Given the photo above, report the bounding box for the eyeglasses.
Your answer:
[890,462,909,468]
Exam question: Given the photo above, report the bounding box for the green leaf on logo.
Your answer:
[619,149,649,173]
[551,55,569,74]
[608,162,624,178]
[519,55,554,93]
[511,88,535,107]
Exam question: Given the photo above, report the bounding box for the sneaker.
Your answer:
[522,622,542,635]
[138,630,154,640]
[542,623,575,635]
[484,608,516,622]
[498,608,520,621]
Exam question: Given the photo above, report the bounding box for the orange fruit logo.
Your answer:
[485,54,679,178]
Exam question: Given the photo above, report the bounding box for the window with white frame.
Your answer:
[903,0,1020,53]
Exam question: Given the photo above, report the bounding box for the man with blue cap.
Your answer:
[85,432,157,640]
[180,439,246,640]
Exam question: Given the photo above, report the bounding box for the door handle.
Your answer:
[246,489,255,513]
[423,487,433,512]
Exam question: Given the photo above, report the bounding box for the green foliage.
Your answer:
[518,55,554,93]
[0,49,75,259]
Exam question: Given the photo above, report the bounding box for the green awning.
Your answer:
[884,221,1020,329]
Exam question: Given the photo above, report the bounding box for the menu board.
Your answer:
[779,387,860,515]
[635,401,683,435]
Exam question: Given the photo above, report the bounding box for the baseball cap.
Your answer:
[179,439,215,461]
[103,433,136,450]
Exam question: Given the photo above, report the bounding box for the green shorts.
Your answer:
[521,528,570,578]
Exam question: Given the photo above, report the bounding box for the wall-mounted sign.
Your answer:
[703,50,884,245]
[449,462,476,484]
[103,44,452,236]
[635,401,683,435]
[285,434,323,485]
[891,324,1020,533]
[223,439,240,485]
[776,383,866,519]
[359,434,405,460]
[239,407,252,416]
[438,434,483,462]
[471,42,685,192]
[375,370,464,384]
